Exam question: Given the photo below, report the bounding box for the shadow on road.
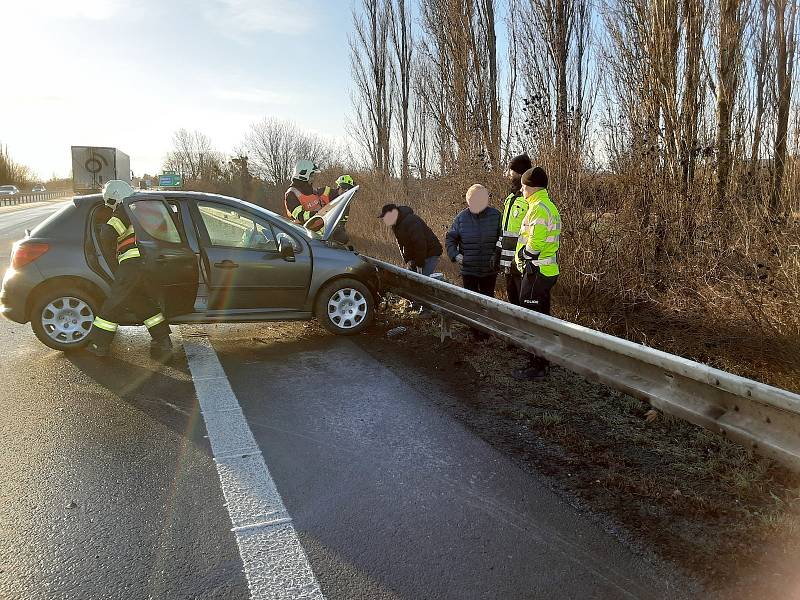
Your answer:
[66,348,212,456]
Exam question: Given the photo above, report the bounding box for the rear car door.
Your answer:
[191,200,312,311]
[122,195,199,317]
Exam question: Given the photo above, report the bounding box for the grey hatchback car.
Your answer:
[1,187,379,351]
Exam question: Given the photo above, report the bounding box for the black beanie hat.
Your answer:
[521,166,548,188]
[507,153,532,175]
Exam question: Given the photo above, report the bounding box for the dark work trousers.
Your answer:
[463,273,497,339]
[462,273,498,297]
[87,259,170,349]
[519,267,558,367]
[504,263,522,306]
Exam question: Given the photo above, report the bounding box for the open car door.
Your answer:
[304,185,359,244]
[122,195,199,317]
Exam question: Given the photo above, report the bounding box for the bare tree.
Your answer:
[418,0,502,171]
[242,117,339,186]
[514,0,596,158]
[750,0,773,166]
[0,144,35,187]
[350,0,394,173]
[390,0,413,192]
[714,0,747,210]
[771,0,798,211]
[163,129,222,181]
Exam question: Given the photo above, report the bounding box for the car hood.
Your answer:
[304,186,358,241]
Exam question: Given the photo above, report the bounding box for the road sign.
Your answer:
[159,174,182,187]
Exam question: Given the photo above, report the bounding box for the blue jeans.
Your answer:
[420,255,440,276]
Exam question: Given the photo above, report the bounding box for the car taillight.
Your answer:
[11,242,49,269]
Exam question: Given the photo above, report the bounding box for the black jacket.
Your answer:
[392,206,443,269]
[445,206,502,277]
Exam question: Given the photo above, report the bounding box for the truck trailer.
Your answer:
[71,146,131,194]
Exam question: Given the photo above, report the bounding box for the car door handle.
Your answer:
[214,260,239,269]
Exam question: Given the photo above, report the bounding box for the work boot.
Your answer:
[150,336,174,360]
[85,341,109,358]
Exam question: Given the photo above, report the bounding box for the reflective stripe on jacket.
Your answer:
[107,214,141,263]
[515,189,561,277]
[496,192,529,267]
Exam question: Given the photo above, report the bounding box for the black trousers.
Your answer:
[462,273,497,297]
[520,268,558,366]
[504,263,522,305]
[87,259,170,348]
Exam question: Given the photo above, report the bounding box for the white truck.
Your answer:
[71,146,131,194]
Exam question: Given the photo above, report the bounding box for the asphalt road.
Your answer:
[0,201,691,599]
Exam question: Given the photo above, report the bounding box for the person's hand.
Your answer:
[455,254,464,265]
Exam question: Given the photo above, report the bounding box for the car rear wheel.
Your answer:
[315,278,374,335]
[30,286,99,351]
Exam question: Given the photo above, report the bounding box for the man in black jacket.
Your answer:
[445,184,501,296]
[379,204,443,275]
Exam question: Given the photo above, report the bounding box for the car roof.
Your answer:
[73,190,285,220]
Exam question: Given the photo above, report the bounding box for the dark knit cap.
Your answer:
[507,153,532,175]
[521,167,548,188]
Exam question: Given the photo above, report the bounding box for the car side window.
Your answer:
[129,200,182,243]
[197,202,277,251]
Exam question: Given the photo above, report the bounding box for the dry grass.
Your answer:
[337,168,800,393]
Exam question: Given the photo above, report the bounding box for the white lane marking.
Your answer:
[181,332,325,600]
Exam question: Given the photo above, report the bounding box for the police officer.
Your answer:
[495,153,532,305]
[85,180,172,358]
[284,160,332,225]
[513,166,561,380]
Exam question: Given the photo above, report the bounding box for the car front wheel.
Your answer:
[30,286,99,351]
[314,278,374,335]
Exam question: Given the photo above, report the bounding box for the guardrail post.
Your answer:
[439,315,454,342]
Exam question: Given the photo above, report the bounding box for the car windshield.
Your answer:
[0,186,15,191]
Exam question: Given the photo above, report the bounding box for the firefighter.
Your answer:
[284,160,332,225]
[85,180,172,358]
[495,153,532,305]
[513,166,561,380]
[335,175,355,196]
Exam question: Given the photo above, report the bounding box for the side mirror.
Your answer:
[277,233,295,262]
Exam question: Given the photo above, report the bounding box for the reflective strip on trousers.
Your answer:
[144,313,165,329]
[501,249,516,257]
[118,248,141,262]
[93,316,118,332]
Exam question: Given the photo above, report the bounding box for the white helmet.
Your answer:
[292,159,320,182]
[102,180,135,209]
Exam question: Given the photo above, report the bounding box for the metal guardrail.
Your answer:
[363,256,800,472]
[0,190,71,207]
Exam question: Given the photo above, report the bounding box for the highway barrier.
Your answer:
[364,256,800,472]
[0,190,71,207]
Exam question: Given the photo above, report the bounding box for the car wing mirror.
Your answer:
[277,234,295,262]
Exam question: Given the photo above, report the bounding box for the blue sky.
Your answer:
[1,0,354,179]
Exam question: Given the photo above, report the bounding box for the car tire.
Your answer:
[30,285,100,351]
[314,278,374,335]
